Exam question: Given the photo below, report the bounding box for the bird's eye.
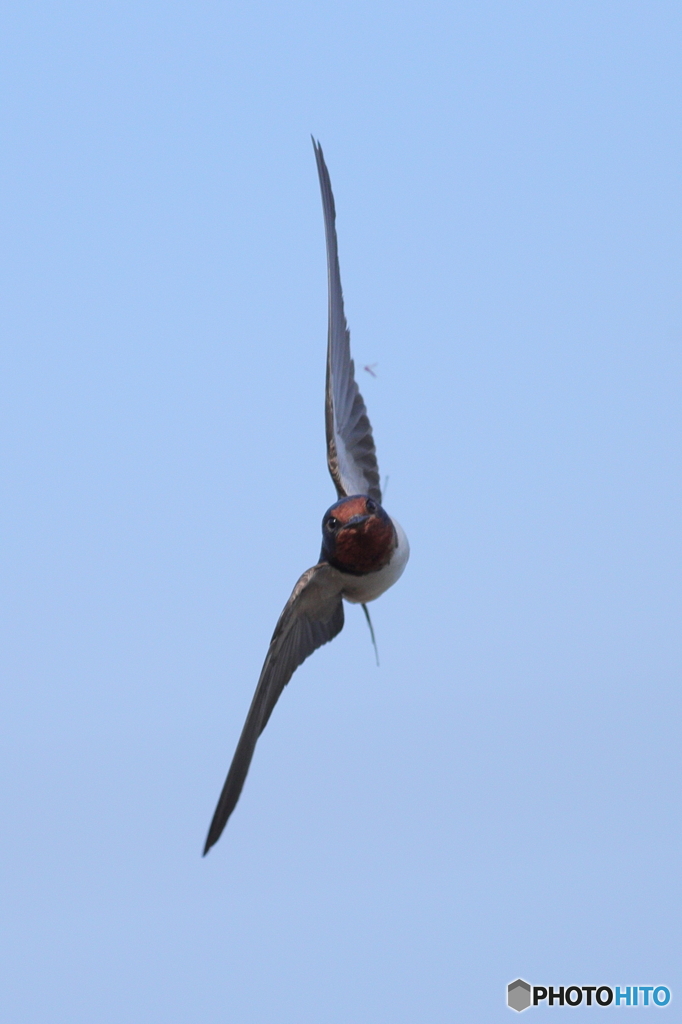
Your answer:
[326,517,339,531]
[366,499,377,513]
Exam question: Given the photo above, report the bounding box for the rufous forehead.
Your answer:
[330,496,371,523]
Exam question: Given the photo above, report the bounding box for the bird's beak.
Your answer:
[343,514,370,529]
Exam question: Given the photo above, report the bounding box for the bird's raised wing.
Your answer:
[313,139,382,504]
[203,562,344,854]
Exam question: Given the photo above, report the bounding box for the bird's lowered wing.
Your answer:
[313,139,382,504]
[203,562,344,853]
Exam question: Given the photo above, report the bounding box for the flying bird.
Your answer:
[203,140,409,854]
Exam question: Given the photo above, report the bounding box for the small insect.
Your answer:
[363,363,378,377]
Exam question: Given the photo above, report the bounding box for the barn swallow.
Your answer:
[203,140,409,854]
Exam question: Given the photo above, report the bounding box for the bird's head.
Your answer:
[320,495,396,575]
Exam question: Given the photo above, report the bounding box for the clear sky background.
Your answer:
[1,2,680,1021]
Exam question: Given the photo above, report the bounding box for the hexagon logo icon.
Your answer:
[508,979,531,1012]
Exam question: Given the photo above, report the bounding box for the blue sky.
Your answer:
[1,2,680,1020]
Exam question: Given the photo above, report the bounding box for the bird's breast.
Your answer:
[339,517,410,604]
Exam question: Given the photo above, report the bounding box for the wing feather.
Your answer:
[203,563,344,853]
[313,139,382,503]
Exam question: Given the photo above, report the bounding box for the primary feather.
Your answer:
[313,139,382,503]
